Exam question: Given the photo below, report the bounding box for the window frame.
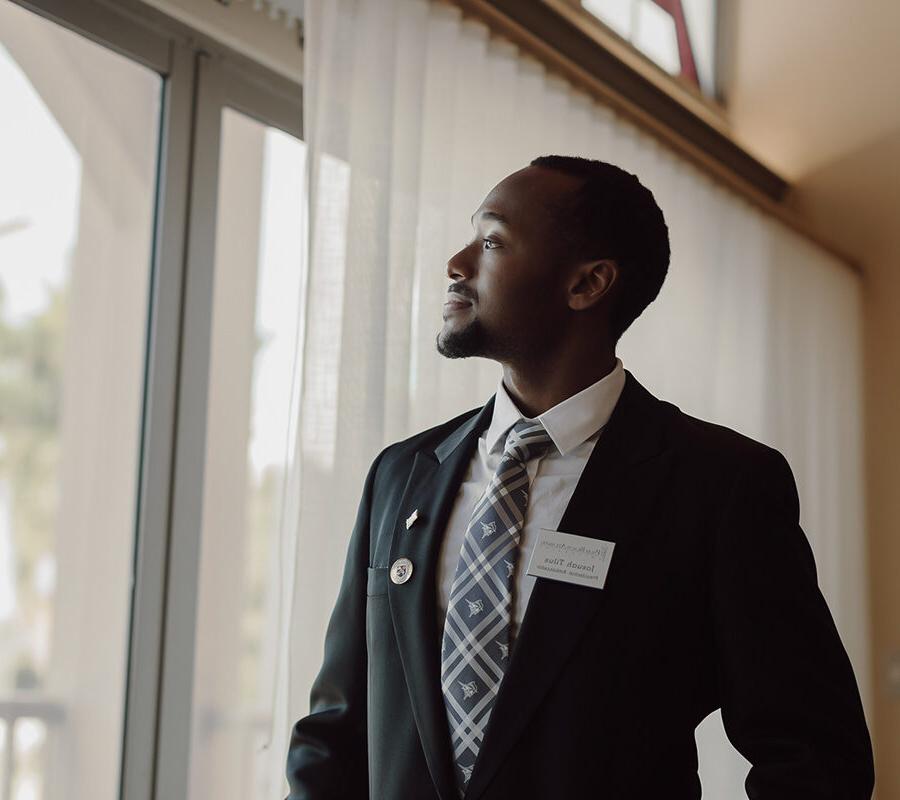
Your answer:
[549,0,727,122]
[5,2,302,799]
[568,0,721,100]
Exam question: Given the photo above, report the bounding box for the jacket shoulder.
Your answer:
[663,400,790,476]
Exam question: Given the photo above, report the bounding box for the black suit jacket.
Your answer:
[285,369,874,799]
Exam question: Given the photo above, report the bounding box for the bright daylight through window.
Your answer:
[581,0,717,96]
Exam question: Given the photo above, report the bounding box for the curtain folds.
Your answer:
[266,1,871,795]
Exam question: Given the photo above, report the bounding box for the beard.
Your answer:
[435,317,490,359]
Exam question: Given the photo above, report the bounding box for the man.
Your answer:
[285,155,874,799]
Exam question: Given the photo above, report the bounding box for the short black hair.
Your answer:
[529,154,670,342]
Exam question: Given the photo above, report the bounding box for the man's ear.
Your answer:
[568,259,618,311]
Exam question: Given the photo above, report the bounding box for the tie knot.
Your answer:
[503,419,554,464]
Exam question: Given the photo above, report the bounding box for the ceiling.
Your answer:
[725,0,900,272]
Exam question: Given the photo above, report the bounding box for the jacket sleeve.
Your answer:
[285,449,386,799]
[711,446,875,799]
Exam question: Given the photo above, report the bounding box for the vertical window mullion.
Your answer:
[151,49,225,800]
[120,37,199,800]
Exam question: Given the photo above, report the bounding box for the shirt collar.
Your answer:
[485,357,626,457]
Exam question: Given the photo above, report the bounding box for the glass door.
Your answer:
[185,104,305,800]
[0,2,163,798]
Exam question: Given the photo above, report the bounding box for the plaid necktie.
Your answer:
[440,418,554,795]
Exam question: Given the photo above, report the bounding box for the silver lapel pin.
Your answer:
[405,509,419,530]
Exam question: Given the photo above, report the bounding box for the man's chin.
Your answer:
[435,321,488,359]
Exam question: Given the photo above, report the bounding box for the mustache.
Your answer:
[447,282,476,302]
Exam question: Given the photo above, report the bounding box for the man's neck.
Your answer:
[500,350,618,418]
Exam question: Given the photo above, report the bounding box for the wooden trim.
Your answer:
[440,0,862,273]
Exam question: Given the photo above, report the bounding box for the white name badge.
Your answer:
[525,528,615,589]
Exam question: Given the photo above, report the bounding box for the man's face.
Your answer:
[436,165,585,362]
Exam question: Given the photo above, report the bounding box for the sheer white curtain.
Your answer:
[267,0,871,795]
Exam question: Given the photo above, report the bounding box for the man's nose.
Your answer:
[447,245,473,282]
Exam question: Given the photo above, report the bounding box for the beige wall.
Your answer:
[726,2,900,796]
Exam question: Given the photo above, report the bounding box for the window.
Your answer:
[0,1,302,798]
[0,2,162,797]
[187,107,306,800]
[580,0,717,96]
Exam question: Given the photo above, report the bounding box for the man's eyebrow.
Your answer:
[470,209,511,227]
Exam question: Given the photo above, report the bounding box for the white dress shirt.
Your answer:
[436,357,627,641]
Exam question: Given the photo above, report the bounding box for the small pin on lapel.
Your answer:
[405,509,419,530]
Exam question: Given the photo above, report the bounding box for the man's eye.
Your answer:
[482,238,500,250]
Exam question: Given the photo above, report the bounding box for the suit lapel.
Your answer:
[388,398,495,800]
[463,369,676,800]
